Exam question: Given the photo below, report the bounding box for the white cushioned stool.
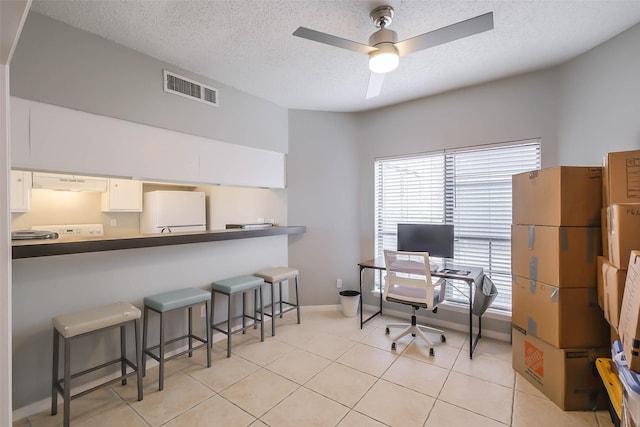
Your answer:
[211,275,265,357]
[254,267,301,336]
[51,302,142,427]
[142,288,211,391]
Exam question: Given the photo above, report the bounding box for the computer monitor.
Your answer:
[396,223,454,259]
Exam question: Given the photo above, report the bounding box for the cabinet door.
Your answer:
[101,179,142,212]
[10,171,32,212]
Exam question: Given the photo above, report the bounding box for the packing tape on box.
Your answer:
[527,317,537,335]
[529,279,536,294]
[550,288,559,303]
[528,225,535,250]
[529,257,538,282]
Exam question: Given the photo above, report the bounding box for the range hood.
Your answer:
[32,172,108,192]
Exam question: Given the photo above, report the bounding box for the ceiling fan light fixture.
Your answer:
[368,43,399,73]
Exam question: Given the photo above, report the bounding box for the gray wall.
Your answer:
[288,110,361,305]
[10,12,288,153]
[557,23,640,163]
[9,12,290,410]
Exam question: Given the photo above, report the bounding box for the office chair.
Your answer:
[383,249,447,356]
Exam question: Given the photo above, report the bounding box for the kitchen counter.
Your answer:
[11,226,306,259]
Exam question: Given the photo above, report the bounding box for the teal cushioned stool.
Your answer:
[142,288,211,391]
[211,275,265,357]
[254,267,301,336]
[51,302,143,427]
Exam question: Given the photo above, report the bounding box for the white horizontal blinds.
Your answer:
[374,153,445,259]
[444,142,541,310]
[374,140,541,312]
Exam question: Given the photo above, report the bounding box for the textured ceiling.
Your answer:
[30,0,640,113]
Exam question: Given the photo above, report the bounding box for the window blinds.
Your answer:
[374,140,541,312]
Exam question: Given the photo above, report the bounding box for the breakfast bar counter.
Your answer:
[11,226,306,259]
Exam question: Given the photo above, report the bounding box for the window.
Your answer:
[374,140,541,312]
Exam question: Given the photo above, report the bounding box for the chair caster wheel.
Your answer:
[441,335,446,343]
[391,343,396,351]
[411,333,416,337]
[385,327,390,335]
[429,348,435,356]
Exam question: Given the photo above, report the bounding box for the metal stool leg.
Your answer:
[227,293,232,358]
[242,292,246,334]
[142,306,149,376]
[270,282,276,335]
[120,325,127,385]
[158,312,165,391]
[134,318,143,401]
[295,276,301,324]
[259,287,264,342]
[279,281,284,318]
[205,301,211,368]
[210,290,216,348]
[188,306,193,357]
[51,329,59,416]
[63,338,71,427]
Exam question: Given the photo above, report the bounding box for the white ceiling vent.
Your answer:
[163,70,218,107]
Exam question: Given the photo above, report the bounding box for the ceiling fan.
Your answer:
[293,6,494,99]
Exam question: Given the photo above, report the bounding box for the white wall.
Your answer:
[356,68,563,262]
[557,23,640,163]
[9,10,291,413]
[10,12,288,154]
[12,236,287,409]
[1,1,31,424]
[288,110,361,305]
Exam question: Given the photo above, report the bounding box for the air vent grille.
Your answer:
[163,70,218,107]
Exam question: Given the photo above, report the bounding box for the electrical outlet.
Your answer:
[336,279,343,289]
[110,219,117,227]
[200,305,206,317]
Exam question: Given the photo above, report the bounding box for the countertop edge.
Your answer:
[12,226,306,259]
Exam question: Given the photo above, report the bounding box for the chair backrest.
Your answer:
[383,250,446,309]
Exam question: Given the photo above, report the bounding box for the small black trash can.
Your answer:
[339,290,360,317]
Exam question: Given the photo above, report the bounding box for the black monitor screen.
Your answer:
[396,223,454,259]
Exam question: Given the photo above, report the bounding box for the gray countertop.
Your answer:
[12,226,306,259]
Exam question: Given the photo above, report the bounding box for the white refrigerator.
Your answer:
[140,190,206,234]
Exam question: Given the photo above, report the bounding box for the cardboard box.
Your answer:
[602,208,609,258]
[512,225,601,288]
[512,276,610,348]
[603,150,640,206]
[598,255,606,309]
[512,166,602,226]
[512,327,608,410]
[602,260,627,330]
[607,204,640,269]
[618,251,640,372]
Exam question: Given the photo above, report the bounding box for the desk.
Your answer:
[358,257,484,359]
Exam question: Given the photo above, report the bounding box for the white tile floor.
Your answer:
[15,309,615,427]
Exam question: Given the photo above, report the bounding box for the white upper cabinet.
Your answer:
[101,178,142,212]
[199,139,285,188]
[10,170,32,212]
[12,97,284,188]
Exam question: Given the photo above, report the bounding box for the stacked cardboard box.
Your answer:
[601,150,640,331]
[511,166,609,410]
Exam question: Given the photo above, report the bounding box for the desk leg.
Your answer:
[359,266,383,329]
[359,267,364,329]
[468,278,483,359]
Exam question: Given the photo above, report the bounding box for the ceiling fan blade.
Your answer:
[395,12,494,56]
[293,27,376,55]
[366,72,385,99]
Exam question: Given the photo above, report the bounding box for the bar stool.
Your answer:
[254,267,301,336]
[51,302,142,427]
[211,275,265,357]
[142,288,211,391]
